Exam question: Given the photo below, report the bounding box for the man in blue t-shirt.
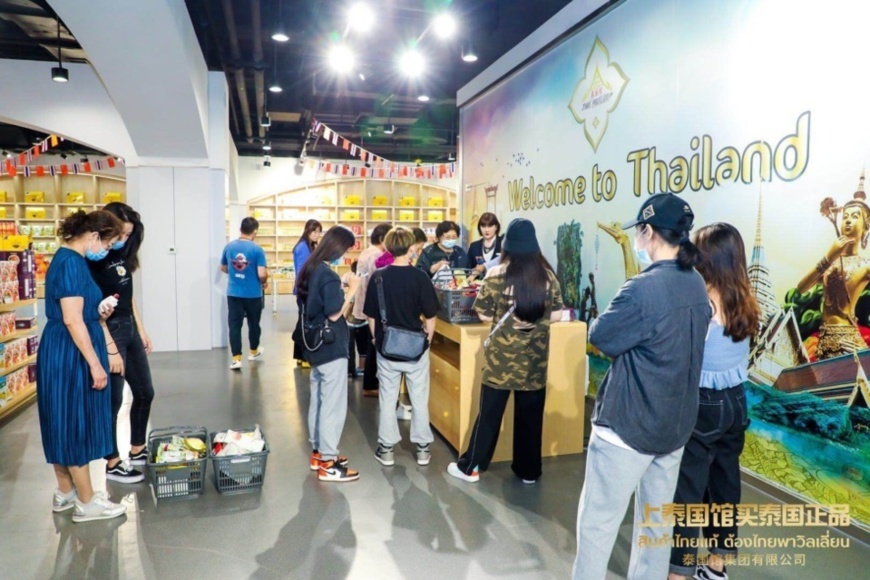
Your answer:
[220,217,269,370]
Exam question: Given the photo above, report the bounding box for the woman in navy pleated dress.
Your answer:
[38,210,127,523]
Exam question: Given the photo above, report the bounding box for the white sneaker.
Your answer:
[447,462,480,483]
[230,359,242,370]
[396,404,412,421]
[72,495,127,523]
[522,479,537,485]
[248,347,264,361]
[52,489,77,512]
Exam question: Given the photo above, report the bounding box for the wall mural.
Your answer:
[460,0,870,530]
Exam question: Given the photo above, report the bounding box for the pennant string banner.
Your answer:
[0,134,124,178]
[310,120,455,180]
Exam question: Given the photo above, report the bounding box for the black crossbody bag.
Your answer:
[300,302,335,352]
[375,276,428,361]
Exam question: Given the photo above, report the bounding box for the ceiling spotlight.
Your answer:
[399,50,424,77]
[461,42,478,63]
[448,152,456,161]
[269,81,282,93]
[51,18,68,83]
[433,13,457,39]
[417,95,430,103]
[264,158,272,167]
[328,44,355,74]
[262,140,272,151]
[349,3,374,33]
[271,29,289,42]
[260,114,271,127]
[384,125,395,135]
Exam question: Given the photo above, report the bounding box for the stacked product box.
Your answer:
[0,258,18,304]
[27,363,36,383]
[26,336,38,357]
[7,367,30,396]
[0,312,15,337]
[0,375,7,407]
[0,250,36,302]
[4,338,28,368]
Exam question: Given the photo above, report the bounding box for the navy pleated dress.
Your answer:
[37,247,112,466]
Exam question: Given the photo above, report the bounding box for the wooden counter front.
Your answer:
[428,318,586,463]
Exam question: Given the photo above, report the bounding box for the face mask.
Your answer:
[85,237,109,261]
[634,229,651,265]
[111,240,126,251]
[441,239,458,249]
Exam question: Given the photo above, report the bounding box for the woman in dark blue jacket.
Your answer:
[466,212,503,274]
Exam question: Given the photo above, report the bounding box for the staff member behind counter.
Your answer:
[466,212,503,274]
[416,221,469,277]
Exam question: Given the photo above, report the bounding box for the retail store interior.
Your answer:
[1,0,869,578]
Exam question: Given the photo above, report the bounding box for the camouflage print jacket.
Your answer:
[474,265,564,390]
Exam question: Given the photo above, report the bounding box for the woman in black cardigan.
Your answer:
[466,212,503,274]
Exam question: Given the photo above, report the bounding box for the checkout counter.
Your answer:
[428,317,586,462]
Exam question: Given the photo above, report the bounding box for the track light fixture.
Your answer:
[264,157,272,167]
[60,153,68,159]
[272,1,289,42]
[51,18,69,82]
[260,114,271,127]
[262,140,272,151]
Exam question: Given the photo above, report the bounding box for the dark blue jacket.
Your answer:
[466,235,503,269]
[590,260,711,455]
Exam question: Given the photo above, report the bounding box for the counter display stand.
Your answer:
[0,299,39,422]
[428,318,586,462]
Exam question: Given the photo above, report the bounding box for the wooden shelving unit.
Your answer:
[0,300,39,421]
[239,179,458,294]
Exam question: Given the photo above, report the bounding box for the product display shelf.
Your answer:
[1,354,36,378]
[0,382,36,420]
[0,327,38,344]
[239,179,457,294]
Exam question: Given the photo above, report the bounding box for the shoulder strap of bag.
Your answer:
[375,276,389,325]
[484,303,516,349]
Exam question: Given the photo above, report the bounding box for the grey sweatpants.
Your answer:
[308,357,349,461]
[376,354,433,446]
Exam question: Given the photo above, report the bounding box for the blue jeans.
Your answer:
[573,430,684,580]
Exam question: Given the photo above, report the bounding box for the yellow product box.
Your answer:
[428,211,444,222]
[25,207,46,219]
[259,243,274,251]
[371,210,389,221]
[372,196,389,206]
[0,191,7,202]
[24,191,44,203]
[66,191,85,203]
[344,195,361,206]
[0,235,30,251]
[399,210,415,222]
[103,192,122,204]
[427,197,444,207]
[399,197,416,207]
[0,208,6,220]
[342,210,361,221]
[253,209,273,220]
[321,196,334,206]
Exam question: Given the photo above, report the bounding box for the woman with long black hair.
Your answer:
[297,226,361,482]
[87,202,155,484]
[293,219,323,366]
[669,223,760,580]
[447,218,564,484]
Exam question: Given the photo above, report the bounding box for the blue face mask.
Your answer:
[441,239,458,249]
[634,229,652,265]
[85,236,109,261]
[111,240,126,251]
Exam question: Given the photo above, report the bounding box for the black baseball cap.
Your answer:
[621,193,695,232]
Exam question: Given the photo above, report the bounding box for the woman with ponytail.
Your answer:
[573,194,712,580]
[669,223,760,580]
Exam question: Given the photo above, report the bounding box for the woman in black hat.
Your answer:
[447,218,564,484]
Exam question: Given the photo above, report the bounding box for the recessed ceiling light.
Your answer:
[399,50,424,77]
[461,42,478,63]
[417,95,430,102]
[269,81,282,93]
[349,3,374,33]
[328,44,355,74]
[271,30,289,42]
[433,13,457,39]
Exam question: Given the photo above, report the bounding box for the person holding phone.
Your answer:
[38,210,128,523]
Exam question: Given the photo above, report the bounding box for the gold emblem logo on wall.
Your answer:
[569,37,629,152]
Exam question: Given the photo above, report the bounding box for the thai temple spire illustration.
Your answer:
[748,183,780,324]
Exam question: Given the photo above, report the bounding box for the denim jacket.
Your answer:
[590,260,711,455]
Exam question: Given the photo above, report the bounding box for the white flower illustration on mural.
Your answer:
[569,37,629,152]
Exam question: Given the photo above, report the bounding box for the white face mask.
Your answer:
[634,227,652,264]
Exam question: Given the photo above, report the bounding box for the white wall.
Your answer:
[236,156,459,204]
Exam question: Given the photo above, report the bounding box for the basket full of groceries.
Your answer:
[433,268,481,324]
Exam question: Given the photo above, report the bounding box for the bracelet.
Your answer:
[108,351,119,355]
[106,341,115,346]
[816,256,831,274]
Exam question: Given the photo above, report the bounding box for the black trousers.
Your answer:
[292,316,304,361]
[104,315,155,461]
[457,384,546,480]
[228,296,263,357]
[347,324,371,375]
[670,385,749,570]
[363,340,380,391]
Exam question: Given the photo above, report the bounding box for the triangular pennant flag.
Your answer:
[61,165,69,176]
[95,160,103,171]
[331,132,339,146]
[342,139,350,151]
[49,165,56,176]
[40,140,49,153]
[17,154,25,166]
[107,157,116,168]
[378,169,385,178]
[50,135,59,147]
[22,166,31,177]
[6,162,16,177]
[324,127,332,141]
[83,162,92,173]
[32,147,40,159]
[36,166,45,177]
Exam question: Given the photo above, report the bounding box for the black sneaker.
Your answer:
[128,449,148,466]
[106,462,145,484]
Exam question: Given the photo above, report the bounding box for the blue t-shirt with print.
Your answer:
[221,239,267,298]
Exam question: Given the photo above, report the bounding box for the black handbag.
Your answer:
[300,303,335,352]
[375,276,427,361]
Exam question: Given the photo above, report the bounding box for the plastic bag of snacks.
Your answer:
[153,435,208,463]
[212,425,266,457]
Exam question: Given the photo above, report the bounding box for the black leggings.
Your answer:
[104,315,155,461]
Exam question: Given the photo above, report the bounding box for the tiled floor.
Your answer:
[0,297,866,579]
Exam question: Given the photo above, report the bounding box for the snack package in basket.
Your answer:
[212,425,266,457]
